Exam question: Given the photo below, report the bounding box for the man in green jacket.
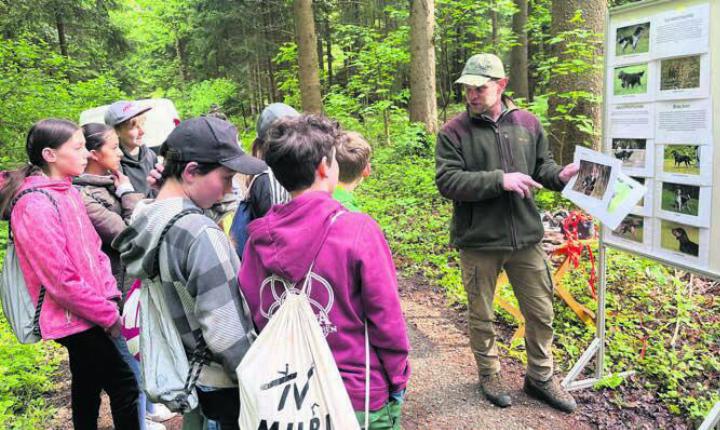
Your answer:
[435,53,580,413]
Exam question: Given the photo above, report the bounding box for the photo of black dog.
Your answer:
[614,148,633,161]
[611,139,646,169]
[618,25,646,53]
[670,150,693,168]
[619,70,644,89]
[671,227,699,256]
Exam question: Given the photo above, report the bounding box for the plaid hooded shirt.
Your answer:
[113,197,255,387]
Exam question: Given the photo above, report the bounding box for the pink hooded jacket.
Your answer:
[239,191,411,411]
[9,175,121,340]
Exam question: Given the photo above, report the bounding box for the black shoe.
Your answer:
[479,373,512,408]
[523,375,577,413]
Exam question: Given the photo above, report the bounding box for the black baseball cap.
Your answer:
[162,117,266,175]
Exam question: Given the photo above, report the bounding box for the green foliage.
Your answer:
[164,79,239,118]
[0,223,63,428]
[0,38,125,166]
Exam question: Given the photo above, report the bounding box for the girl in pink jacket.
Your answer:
[0,119,140,430]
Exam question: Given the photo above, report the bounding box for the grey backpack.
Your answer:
[0,188,57,344]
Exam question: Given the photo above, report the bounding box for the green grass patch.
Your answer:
[663,158,700,176]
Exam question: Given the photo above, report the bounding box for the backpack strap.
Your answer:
[299,211,345,294]
[7,188,59,338]
[150,207,211,404]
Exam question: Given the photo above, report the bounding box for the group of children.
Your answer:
[0,100,410,430]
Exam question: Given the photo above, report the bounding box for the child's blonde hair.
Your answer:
[336,131,371,183]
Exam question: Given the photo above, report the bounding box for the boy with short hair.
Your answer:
[239,115,410,429]
[333,131,372,212]
[114,117,265,429]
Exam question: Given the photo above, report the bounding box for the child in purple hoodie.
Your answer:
[238,115,410,429]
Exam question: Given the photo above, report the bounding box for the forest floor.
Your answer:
[47,251,692,430]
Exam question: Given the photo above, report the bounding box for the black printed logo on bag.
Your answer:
[258,363,334,430]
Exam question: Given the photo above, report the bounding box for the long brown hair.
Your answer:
[0,119,79,219]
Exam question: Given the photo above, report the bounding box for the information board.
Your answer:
[602,0,720,278]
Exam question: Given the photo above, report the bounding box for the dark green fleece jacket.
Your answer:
[435,98,564,251]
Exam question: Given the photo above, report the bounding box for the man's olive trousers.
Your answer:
[460,244,555,381]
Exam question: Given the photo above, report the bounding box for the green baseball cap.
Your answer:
[455,54,506,87]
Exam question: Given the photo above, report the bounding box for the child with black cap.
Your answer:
[113,117,266,429]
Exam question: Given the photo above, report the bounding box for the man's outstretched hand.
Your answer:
[558,163,580,184]
[503,172,543,199]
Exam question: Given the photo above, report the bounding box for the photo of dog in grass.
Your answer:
[612,138,646,169]
[661,182,700,216]
[660,220,699,257]
[663,145,700,176]
[571,160,612,200]
[616,22,650,56]
[614,64,648,96]
[660,55,701,91]
[613,214,644,242]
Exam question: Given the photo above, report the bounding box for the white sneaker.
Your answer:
[146,403,178,422]
[144,419,166,430]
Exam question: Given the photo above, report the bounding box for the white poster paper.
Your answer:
[609,62,656,103]
[611,19,651,66]
[656,54,710,101]
[630,176,654,216]
[653,218,709,268]
[562,147,621,214]
[655,143,713,186]
[655,181,712,227]
[605,214,653,250]
[651,3,710,59]
[609,103,655,138]
[608,137,654,177]
[595,173,648,230]
[655,99,711,143]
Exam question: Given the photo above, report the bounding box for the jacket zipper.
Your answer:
[69,194,97,274]
[492,123,518,250]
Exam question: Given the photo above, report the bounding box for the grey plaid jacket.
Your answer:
[113,197,255,387]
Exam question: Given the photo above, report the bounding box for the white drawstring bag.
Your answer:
[236,288,360,430]
[237,212,367,429]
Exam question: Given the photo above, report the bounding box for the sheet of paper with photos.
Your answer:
[603,1,713,269]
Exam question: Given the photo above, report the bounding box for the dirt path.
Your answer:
[47,271,688,429]
[399,278,590,430]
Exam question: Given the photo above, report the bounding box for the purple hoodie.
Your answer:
[238,191,410,411]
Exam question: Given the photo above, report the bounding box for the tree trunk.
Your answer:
[409,0,438,133]
[509,0,529,100]
[55,11,68,57]
[175,36,188,82]
[293,0,323,114]
[490,4,498,52]
[547,0,606,165]
[325,17,333,89]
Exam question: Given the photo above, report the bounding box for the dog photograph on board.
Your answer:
[662,145,700,176]
[660,220,700,257]
[613,214,644,243]
[614,64,648,96]
[660,182,700,217]
[611,138,646,169]
[616,22,650,56]
[660,55,701,91]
